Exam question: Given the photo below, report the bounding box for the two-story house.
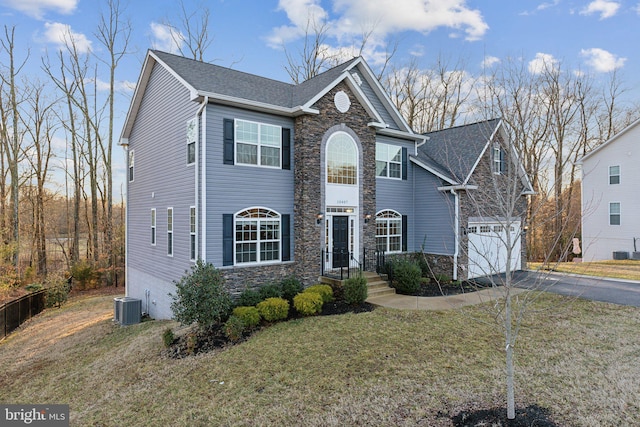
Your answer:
[120,50,532,319]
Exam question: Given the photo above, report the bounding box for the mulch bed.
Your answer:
[412,280,483,297]
[451,404,560,426]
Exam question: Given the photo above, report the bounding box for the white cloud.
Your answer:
[92,78,136,93]
[520,0,560,16]
[635,2,640,14]
[1,0,77,20]
[580,48,626,72]
[42,22,92,54]
[528,52,558,74]
[481,55,500,68]
[149,22,184,54]
[268,0,489,64]
[580,0,620,19]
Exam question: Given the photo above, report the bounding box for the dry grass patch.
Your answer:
[1,292,640,425]
[529,260,640,281]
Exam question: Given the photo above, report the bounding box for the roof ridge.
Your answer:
[423,117,500,135]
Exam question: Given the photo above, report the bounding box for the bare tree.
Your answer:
[284,16,334,84]
[163,0,213,61]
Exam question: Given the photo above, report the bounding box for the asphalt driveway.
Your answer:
[475,270,640,308]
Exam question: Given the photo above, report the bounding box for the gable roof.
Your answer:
[578,116,640,164]
[416,118,501,184]
[121,50,418,142]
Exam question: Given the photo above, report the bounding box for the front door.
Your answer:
[332,216,349,268]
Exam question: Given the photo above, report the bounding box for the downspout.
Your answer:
[196,96,208,261]
[451,189,459,281]
[122,144,129,296]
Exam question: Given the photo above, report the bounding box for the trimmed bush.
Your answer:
[237,288,262,307]
[293,292,323,316]
[392,259,422,295]
[223,315,246,342]
[343,275,368,305]
[304,284,334,303]
[232,306,261,328]
[256,297,289,322]
[280,277,303,302]
[162,328,175,347]
[258,283,283,300]
[170,260,232,329]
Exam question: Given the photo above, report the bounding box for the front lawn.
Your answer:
[529,259,640,281]
[1,291,639,425]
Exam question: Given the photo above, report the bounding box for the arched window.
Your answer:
[326,132,357,185]
[376,210,402,253]
[235,207,280,264]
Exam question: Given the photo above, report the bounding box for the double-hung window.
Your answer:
[609,165,620,185]
[128,150,134,182]
[376,210,402,253]
[190,207,196,261]
[187,118,197,165]
[167,208,173,256]
[235,208,280,264]
[235,119,281,167]
[609,202,620,225]
[376,143,402,179]
[492,144,505,174]
[151,209,156,245]
[326,132,357,184]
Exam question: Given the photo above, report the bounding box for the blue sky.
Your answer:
[1,0,639,193]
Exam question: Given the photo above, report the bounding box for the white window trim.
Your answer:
[190,206,197,261]
[492,144,504,175]
[234,206,281,266]
[376,209,403,254]
[609,165,620,185]
[187,117,197,166]
[609,202,621,226]
[326,131,358,185]
[151,208,156,246]
[376,142,402,180]
[128,149,134,182]
[234,119,282,169]
[167,207,174,257]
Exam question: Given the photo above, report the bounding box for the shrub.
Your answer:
[280,276,303,302]
[293,292,323,316]
[392,259,422,295]
[433,273,452,284]
[25,283,43,292]
[223,315,246,342]
[170,260,232,329]
[45,285,69,308]
[237,288,262,307]
[256,297,289,322]
[343,275,368,305]
[71,260,98,290]
[162,328,175,347]
[258,283,283,300]
[232,306,261,328]
[304,284,334,303]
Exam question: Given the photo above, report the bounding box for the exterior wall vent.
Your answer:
[114,297,142,325]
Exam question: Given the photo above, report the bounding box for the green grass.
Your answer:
[1,293,640,425]
[529,259,640,281]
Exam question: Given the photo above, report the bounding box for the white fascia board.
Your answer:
[437,184,479,191]
[120,53,156,142]
[410,157,458,185]
[578,116,640,164]
[195,91,319,116]
[462,119,502,185]
[378,127,428,143]
[353,59,414,133]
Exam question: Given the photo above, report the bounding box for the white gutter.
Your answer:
[451,189,459,281]
[192,90,319,116]
[197,96,209,261]
[437,184,478,192]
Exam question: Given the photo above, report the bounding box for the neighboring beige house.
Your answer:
[580,117,640,261]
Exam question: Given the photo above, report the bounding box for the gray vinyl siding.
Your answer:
[375,135,415,250]
[413,166,455,255]
[353,69,399,130]
[126,63,198,289]
[204,104,295,266]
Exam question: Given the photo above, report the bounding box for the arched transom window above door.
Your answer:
[326,132,357,185]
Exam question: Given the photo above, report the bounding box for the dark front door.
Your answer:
[332,216,349,268]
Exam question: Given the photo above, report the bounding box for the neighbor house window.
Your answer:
[492,144,505,174]
[151,209,156,245]
[376,210,402,253]
[190,207,196,261]
[167,208,173,256]
[235,207,280,264]
[128,150,134,182]
[235,119,281,167]
[609,165,620,185]
[376,143,402,179]
[326,132,357,185]
[609,202,620,225]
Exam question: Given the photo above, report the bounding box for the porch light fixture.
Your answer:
[316,213,324,225]
[364,213,372,223]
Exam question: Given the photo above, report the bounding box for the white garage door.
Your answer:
[467,220,521,279]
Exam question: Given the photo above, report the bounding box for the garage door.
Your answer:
[467,220,521,279]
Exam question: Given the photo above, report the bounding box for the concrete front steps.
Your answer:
[362,271,396,299]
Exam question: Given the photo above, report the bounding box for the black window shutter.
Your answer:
[282,128,291,170]
[500,148,506,173]
[402,147,408,180]
[402,215,408,252]
[223,214,233,266]
[223,118,234,165]
[281,214,290,261]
